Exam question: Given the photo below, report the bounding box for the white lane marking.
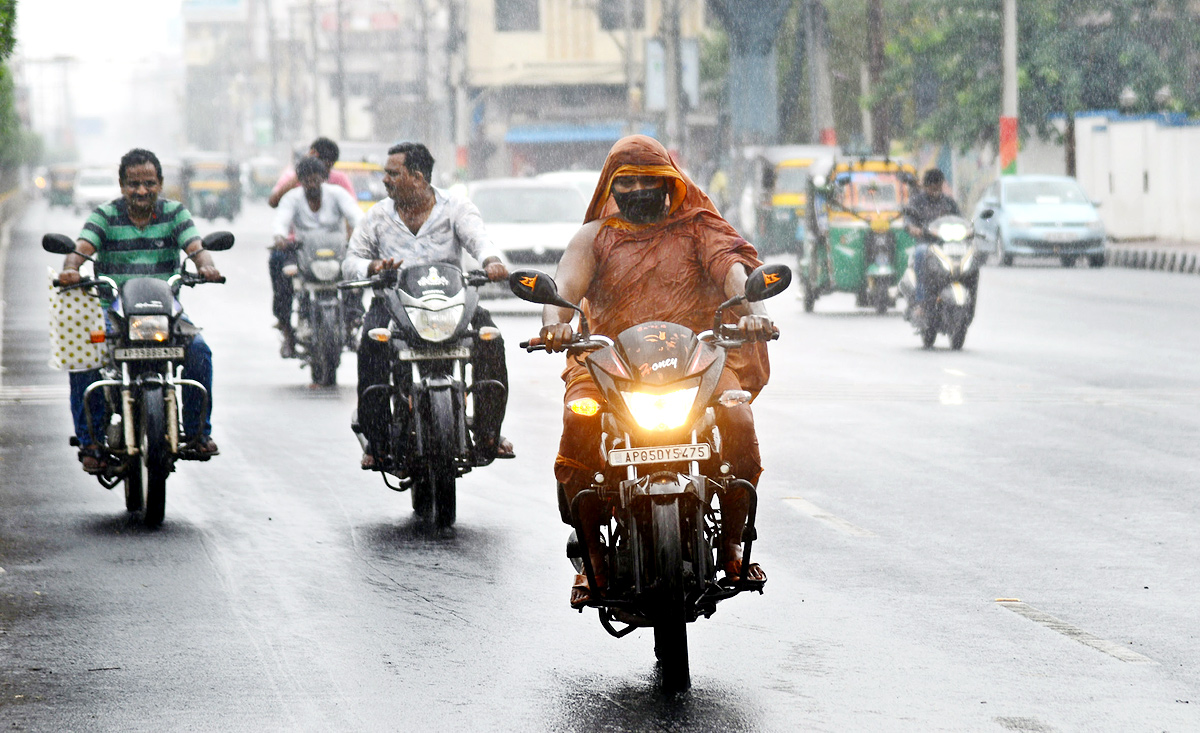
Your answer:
[782,497,876,537]
[939,384,964,405]
[997,600,1156,664]
[0,385,69,405]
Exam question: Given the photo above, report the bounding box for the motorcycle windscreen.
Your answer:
[612,321,698,388]
[398,263,464,299]
[120,277,177,316]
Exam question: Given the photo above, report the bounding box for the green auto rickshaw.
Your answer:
[744,145,838,256]
[798,157,918,314]
[47,164,78,208]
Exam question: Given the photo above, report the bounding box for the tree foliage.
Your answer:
[0,0,37,170]
[877,0,1200,150]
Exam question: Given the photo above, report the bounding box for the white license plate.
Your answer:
[397,345,471,361]
[1045,231,1078,242]
[608,443,711,467]
[113,346,185,361]
[941,242,968,257]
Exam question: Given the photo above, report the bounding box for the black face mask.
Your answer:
[613,187,668,224]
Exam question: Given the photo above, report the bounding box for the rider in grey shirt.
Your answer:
[348,142,513,471]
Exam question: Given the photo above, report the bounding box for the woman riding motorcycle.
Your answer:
[539,135,775,606]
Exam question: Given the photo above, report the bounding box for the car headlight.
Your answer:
[620,386,699,432]
[309,259,342,281]
[129,315,170,342]
[1008,218,1033,228]
[406,304,463,342]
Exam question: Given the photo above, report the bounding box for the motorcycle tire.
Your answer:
[430,456,456,530]
[650,499,690,691]
[801,277,816,313]
[310,305,343,387]
[124,455,144,513]
[921,324,938,349]
[426,389,458,528]
[872,280,889,315]
[138,385,169,529]
[950,324,968,351]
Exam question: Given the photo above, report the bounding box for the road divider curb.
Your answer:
[1106,244,1200,274]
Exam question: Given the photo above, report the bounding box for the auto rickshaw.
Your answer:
[181,154,242,221]
[740,146,839,256]
[247,156,283,200]
[47,164,78,208]
[334,159,387,213]
[798,157,918,313]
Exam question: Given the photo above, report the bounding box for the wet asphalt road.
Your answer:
[2,199,1200,732]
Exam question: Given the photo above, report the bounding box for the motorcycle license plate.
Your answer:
[608,443,711,467]
[397,345,471,361]
[941,242,969,257]
[113,346,185,361]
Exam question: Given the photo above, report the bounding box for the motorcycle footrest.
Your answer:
[176,448,212,462]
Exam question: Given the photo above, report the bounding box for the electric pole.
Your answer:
[867,0,888,154]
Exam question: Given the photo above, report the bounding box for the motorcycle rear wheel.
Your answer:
[921,324,937,349]
[650,500,690,691]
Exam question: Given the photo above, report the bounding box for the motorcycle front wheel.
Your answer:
[309,303,343,386]
[650,499,690,691]
[138,385,169,528]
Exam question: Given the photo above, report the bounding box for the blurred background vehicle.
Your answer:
[46,164,78,208]
[463,177,587,297]
[739,145,840,256]
[181,153,242,221]
[72,166,121,214]
[536,169,602,206]
[334,159,388,212]
[972,174,1107,268]
[246,156,284,200]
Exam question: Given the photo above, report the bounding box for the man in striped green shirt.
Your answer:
[59,148,224,471]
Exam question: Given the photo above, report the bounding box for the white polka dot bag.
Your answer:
[48,267,106,372]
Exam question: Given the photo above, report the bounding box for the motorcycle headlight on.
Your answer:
[308,258,342,282]
[620,386,699,432]
[405,304,464,342]
[128,315,170,342]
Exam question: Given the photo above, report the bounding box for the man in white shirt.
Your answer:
[344,142,513,470]
[274,157,364,356]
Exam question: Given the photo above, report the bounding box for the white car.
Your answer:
[73,168,122,214]
[537,169,603,204]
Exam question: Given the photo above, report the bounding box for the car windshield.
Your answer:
[471,186,586,224]
[1006,180,1089,205]
[775,166,810,193]
[79,175,116,187]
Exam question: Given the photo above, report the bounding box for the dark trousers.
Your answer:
[356,299,508,459]
[269,249,295,325]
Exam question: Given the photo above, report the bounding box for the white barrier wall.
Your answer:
[1076,113,1200,243]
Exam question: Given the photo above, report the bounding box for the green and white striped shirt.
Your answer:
[79,198,201,296]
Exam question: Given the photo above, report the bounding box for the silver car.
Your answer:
[972,175,1107,268]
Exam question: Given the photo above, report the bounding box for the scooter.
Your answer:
[509,263,790,691]
[898,215,981,350]
[43,231,234,528]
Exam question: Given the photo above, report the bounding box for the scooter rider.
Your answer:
[272,157,364,357]
[539,135,775,608]
[904,168,961,319]
[58,148,223,472]
[343,142,514,470]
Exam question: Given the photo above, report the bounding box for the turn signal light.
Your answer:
[568,398,601,416]
[368,328,391,343]
[89,330,106,343]
[477,326,502,341]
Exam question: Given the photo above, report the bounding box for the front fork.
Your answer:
[83,361,208,455]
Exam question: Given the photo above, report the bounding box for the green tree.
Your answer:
[0,0,37,171]
[878,0,1200,151]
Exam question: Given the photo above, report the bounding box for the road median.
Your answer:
[1106,240,1200,274]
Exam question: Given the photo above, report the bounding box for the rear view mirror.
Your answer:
[202,231,235,251]
[978,209,995,221]
[42,233,76,255]
[509,269,573,309]
[744,264,792,302]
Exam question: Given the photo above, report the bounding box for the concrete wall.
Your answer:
[1075,113,1200,243]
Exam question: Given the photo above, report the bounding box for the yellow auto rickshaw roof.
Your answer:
[776,158,815,169]
[831,159,916,175]
[335,161,384,172]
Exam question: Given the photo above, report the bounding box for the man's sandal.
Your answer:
[722,558,767,586]
[78,445,106,474]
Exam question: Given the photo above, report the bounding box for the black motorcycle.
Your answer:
[341,263,504,529]
[898,214,981,350]
[287,230,352,386]
[509,263,790,690]
[44,231,234,528]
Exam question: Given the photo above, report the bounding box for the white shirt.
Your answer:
[343,186,501,281]
[273,183,364,239]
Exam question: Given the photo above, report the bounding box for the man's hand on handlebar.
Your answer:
[539,323,575,353]
[59,269,82,286]
[737,314,777,341]
[198,265,222,282]
[368,257,403,276]
[483,257,509,282]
